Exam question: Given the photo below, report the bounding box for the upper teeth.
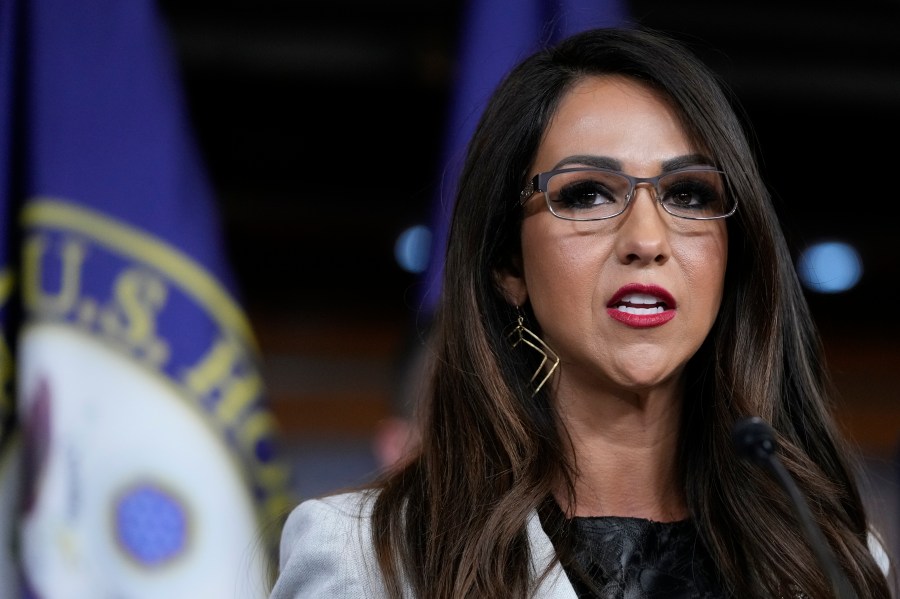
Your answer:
[621,293,658,305]
[616,293,665,315]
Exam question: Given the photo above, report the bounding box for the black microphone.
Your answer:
[731,416,858,599]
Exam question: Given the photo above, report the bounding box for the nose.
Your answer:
[614,185,670,265]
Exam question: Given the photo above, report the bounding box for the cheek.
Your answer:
[520,221,610,317]
[521,226,564,300]
[678,233,728,312]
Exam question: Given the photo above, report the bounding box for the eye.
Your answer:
[546,170,629,217]
[659,171,726,216]
[555,178,616,209]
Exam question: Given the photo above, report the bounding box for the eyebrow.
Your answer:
[551,153,715,173]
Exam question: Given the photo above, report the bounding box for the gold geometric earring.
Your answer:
[507,306,559,395]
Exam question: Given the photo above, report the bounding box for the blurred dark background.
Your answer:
[155,0,900,538]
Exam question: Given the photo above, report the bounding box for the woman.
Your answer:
[269,27,893,598]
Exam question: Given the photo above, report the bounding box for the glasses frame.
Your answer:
[519,166,737,221]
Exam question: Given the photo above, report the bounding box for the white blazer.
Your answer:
[268,490,577,598]
[268,490,892,598]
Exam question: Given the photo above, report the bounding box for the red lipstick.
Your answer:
[606,283,676,328]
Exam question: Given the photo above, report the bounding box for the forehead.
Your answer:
[534,75,693,174]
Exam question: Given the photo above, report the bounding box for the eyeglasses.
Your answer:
[519,166,737,221]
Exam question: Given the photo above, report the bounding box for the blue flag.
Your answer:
[419,0,630,315]
[0,0,292,597]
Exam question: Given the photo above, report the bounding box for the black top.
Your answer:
[539,501,728,599]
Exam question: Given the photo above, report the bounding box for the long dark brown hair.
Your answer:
[369,26,893,598]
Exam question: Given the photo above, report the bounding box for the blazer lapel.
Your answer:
[526,509,578,598]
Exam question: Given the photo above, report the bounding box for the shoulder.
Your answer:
[269,490,389,598]
[868,527,892,578]
[285,490,377,531]
[280,490,378,549]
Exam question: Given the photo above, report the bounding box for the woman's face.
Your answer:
[500,75,728,396]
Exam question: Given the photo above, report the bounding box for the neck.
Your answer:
[554,386,687,521]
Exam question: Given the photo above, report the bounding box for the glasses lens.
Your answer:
[658,170,733,219]
[545,169,631,220]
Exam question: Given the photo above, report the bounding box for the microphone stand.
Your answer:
[732,416,858,599]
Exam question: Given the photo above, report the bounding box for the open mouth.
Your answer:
[613,293,668,315]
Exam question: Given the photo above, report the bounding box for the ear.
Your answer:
[493,254,528,307]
